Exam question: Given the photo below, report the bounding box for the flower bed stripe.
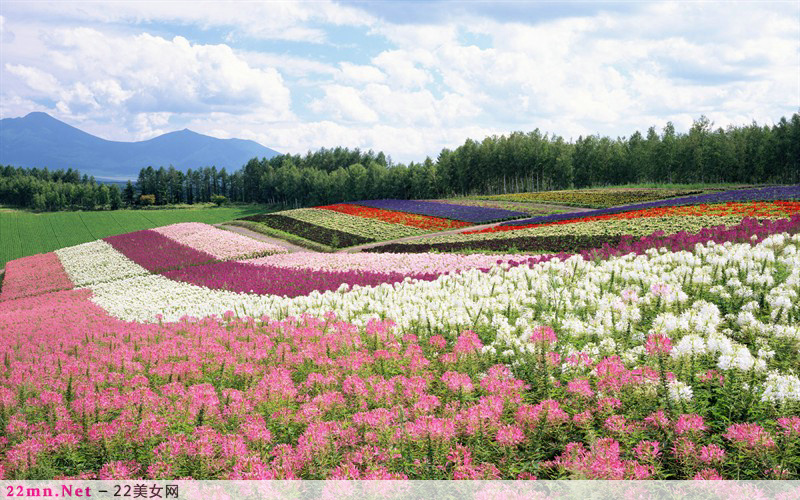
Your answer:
[318,203,471,231]
[104,230,217,272]
[502,185,800,226]
[347,199,528,223]
[162,260,440,298]
[238,214,375,248]
[244,252,545,275]
[56,240,151,287]
[363,234,624,254]
[152,223,288,260]
[475,201,800,234]
[0,252,73,301]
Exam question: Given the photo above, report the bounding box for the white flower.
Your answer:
[761,371,800,404]
[668,380,694,402]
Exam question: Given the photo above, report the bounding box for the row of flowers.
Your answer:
[151,223,287,260]
[502,185,800,227]
[347,199,528,223]
[469,201,800,235]
[426,198,573,215]
[482,188,704,208]
[406,215,749,245]
[0,230,799,479]
[318,204,471,231]
[238,214,376,249]
[0,253,73,301]
[278,208,427,240]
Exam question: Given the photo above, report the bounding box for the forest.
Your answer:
[1,114,798,211]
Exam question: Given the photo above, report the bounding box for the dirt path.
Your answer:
[216,224,309,253]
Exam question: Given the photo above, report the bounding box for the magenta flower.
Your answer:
[633,440,661,463]
[645,333,673,356]
[723,423,776,451]
[698,444,726,465]
[530,325,557,345]
[693,468,724,480]
[674,414,708,436]
[453,330,483,355]
[496,424,526,447]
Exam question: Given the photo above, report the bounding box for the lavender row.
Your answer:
[162,261,441,298]
[347,199,528,223]
[104,230,217,273]
[502,185,800,226]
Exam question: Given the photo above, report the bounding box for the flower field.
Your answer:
[237,200,531,248]
[1,187,800,480]
[480,188,708,208]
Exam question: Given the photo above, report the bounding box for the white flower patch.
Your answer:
[56,241,149,287]
[668,380,694,403]
[761,371,800,404]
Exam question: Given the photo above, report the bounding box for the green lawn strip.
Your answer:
[0,205,273,268]
[17,214,52,256]
[0,212,23,269]
[224,221,335,253]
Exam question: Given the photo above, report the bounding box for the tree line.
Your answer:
[1,114,798,211]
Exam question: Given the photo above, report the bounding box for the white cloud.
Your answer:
[4,64,62,95]
[3,27,293,137]
[1,1,376,43]
[336,62,386,85]
[310,85,379,123]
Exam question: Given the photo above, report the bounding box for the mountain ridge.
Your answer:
[0,112,280,180]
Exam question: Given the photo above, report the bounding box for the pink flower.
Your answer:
[453,330,482,355]
[674,414,708,435]
[496,424,526,447]
[530,325,557,345]
[671,437,697,462]
[97,460,142,480]
[693,468,724,480]
[723,423,776,450]
[698,444,726,465]
[645,333,672,356]
[777,416,800,439]
[644,410,671,430]
[441,371,474,393]
[633,441,661,462]
[604,415,628,434]
[428,335,447,350]
[566,379,594,398]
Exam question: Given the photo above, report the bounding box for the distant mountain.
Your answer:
[0,112,280,180]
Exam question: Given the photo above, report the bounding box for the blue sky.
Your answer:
[1,1,798,163]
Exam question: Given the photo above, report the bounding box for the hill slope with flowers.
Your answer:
[0,186,799,480]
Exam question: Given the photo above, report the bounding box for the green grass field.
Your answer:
[0,206,267,269]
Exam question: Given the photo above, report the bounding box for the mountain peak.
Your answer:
[1,112,280,180]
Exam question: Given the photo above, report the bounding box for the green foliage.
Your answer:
[211,194,227,206]
[138,194,156,206]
